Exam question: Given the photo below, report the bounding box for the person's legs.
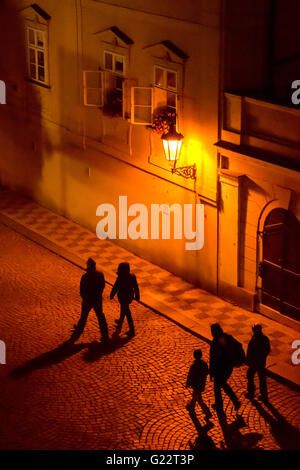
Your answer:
[197,392,212,418]
[116,304,126,331]
[72,301,90,338]
[222,380,240,409]
[124,304,135,335]
[258,368,268,400]
[94,303,109,341]
[213,379,223,411]
[187,389,197,410]
[247,367,256,397]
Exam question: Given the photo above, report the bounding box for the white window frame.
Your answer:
[83,70,104,107]
[27,26,49,86]
[153,65,178,115]
[101,50,128,116]
[131,87,154,125]
[154,65,177,92]
[103,50,126,76]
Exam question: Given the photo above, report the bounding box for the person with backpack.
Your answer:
[110,262,140,337]
[209,323,244,413]
[245,324,270,402]
[186,348,212,421]
[71,258,109,342]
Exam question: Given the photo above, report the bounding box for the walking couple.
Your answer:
[70,258,140,342]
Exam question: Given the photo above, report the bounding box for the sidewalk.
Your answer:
[0,186,299,389]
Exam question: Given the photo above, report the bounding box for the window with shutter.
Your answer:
[153,65,179,121]
[83,71,104,107]
[131,87,153,125]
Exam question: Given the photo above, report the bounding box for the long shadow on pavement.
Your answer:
[217,412,263,450]
[83,333,131,363]
[9,341,91,379]
[249,398,300,450]
[10,330,133,378]
[188,409,217,450]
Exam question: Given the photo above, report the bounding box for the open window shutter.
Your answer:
[131,87,153,125]
[175,93,180,129]
[103,70,113,105]
[83,71,103,107]
[122,78,138,120]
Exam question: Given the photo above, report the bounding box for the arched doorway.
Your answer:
[261,208,300,322]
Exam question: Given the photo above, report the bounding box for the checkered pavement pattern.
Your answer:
[0,186,299,386]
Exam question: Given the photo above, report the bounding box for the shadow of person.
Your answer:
[250,398,300,450]
[83,335,131,363]
[217,411,263,450]
[188,409,217,450]
[9,341,90,379]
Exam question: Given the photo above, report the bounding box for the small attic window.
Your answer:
[21,4,51,86]
[27,26,49,85]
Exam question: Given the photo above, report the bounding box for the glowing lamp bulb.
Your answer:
[161,127,183,164]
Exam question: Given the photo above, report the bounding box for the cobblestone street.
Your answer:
[0,223,299,450]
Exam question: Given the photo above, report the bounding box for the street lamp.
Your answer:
[161,125,196,180]
[161,126,183,164]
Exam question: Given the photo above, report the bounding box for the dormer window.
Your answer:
[102,51,126,116]
[83,27,134,118]
[154,65,178,114]
[104,51,125,75]
[130,41,187,126]
[21,4,50,87]
[27,27,48,84]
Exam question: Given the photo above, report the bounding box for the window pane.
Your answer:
[30,64,36,79]
[105,52,113,70]
[28,29,35,45]
[36,31,44,48]
[134,88,152,106]
[115,56,124,74]
[37,51,44,66]
[29,48,36,64]
[38,66,45,82]
[134,106,152,124]
[167,71,176,89]
[167,92,176,108]
[155,67,164,87]
[115,75,123,90]
[86,89,102,106]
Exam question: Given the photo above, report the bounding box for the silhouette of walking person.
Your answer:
[209,323,242,414]
[71,258,109,342]
[110,262,140,337]
[186,348,212,421]
[245,324,270,402]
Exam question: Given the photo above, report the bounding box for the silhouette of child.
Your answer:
[186,349,212,420]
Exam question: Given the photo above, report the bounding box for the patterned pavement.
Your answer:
[0,223,299,450]
[0,186,299,388]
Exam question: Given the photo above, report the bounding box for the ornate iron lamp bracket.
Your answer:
[171,163,196,180]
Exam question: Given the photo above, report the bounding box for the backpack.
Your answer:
[227,335,246,367]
